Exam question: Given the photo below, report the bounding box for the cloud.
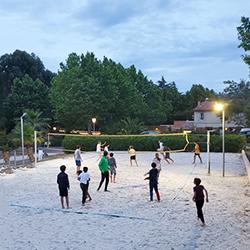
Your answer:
[0,0,249,92]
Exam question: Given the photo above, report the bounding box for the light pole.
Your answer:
[215,103,225,177]
[207,129,215,175]
[20,112,27,166]
[92,117,96,133]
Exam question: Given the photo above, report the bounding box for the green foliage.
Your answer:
[0,50,54,131]
[237,16,250,67]
[50,53,166,133]
[183,84,217,119]
[62,134,245,153]
[0,130,12,150]
[9,110,46,148]
[244,102,250,127]
[4,75,51,132]
[119,117,145,134]
[222,80,250,125]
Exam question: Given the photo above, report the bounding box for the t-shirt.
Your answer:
[79,172,90,184]
[96,143,101,152]
[74,149,82,161]
[108,157,117,170]
[193,185,205,200]
[57,172,70,189]
[159,142,164,150]
[99,156,109,172]
[129,148,136,156]
[149,168,158,184]
[153,157,161,171]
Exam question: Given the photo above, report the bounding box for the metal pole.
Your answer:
[93,122,95,133]
[34,131,37,167]
[47,133,50,148]
[21,116,24,166]
[14,150,16,168]
[222,109,225,177]
[207,131,211,174]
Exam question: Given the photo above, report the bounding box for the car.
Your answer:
[240,128,250,135]
[140,131,160,135]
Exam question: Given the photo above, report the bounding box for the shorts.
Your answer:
[59,187,68,197]
[195,153,200,156]
[109,168,116,176]
[75,160,81,166]
[130,155,136,160]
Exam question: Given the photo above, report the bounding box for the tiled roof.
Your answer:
[194,100,215,111]
[172,120,194,129]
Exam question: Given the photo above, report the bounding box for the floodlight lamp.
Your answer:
[21,112,27,118]
[215,103,224,112]
[92,117,96,124]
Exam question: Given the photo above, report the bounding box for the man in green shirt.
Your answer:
[97,151,110,191]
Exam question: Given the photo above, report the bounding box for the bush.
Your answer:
[62,134,246,153]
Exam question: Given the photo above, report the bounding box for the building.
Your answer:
[193,99,236,130]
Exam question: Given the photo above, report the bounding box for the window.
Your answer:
[200,113,204,120]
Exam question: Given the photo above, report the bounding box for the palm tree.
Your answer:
[0,130,10,165]
[120,118,145,134]
[10,110,48,163]
[25,110,50,131]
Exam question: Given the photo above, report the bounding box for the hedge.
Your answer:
[62,134,246,153]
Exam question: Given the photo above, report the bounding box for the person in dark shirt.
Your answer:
[193,178,208,225]
[144,162,160,202]
[57,165,70,209]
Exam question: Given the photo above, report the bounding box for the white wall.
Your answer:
[194,111,221,128]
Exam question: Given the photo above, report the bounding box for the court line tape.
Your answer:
[10,204,151,221]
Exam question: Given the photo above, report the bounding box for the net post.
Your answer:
[34,130,37,167]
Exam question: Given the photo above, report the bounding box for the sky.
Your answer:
[0,0,249,92]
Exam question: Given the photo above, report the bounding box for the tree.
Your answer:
[222,80,250,119]
[0,130,11,164]
[244,103,250,127]
[183,84,217,119]
[4,75,50,131]
[119,118,145,134]
[157,76,167,88]
[0,50,55,130]
[237,16,250,67]
[50,52,165,133]
[9,110,45,163]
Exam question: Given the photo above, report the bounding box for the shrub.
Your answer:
[62,134,246,153]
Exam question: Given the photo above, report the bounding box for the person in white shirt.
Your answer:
[104,144,109,152]
[74,145,83,173]
[96,141,106,160]
[153,153,162,178]
[78,167,90,205]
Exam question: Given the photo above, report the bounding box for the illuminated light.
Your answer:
[214,103,224,111]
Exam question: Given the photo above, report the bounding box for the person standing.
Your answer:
[163,147,174,164]
[57,165,70,209]
[74,145,83,173]
[78,167,90,206]
[144,162,160,202]
[96,141,106,160]
[128,146,138,166]
[108,152,117,183]
[153,153,162,178]
[193,143,202,164]
[193,177,208,225]
[97,151,110,191]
